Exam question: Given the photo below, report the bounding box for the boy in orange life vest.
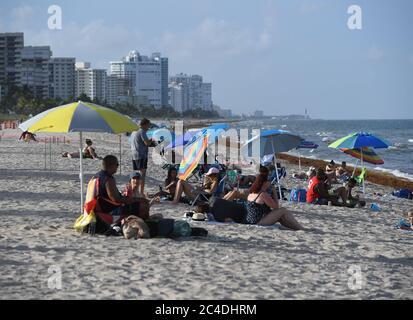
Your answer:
[306,168,347,206]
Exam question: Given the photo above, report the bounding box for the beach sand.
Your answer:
[0,129,412,300]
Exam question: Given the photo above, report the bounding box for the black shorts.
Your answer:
[133,158,148,170]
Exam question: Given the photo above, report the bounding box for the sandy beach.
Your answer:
[0,129,412,300]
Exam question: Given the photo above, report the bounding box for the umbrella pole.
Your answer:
[361,148,365,194]
[298,151,301,171]
[352,159,359,177]
[44,138,47,170]
[271,140,283,201]
[119,134,122,176]
[79,131,84,214]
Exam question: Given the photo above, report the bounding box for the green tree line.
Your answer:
[0,86,220,119]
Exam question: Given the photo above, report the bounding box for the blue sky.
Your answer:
[1,0,412,119]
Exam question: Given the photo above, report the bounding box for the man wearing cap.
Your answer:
[130,118,157,195]
[172,167,220,204]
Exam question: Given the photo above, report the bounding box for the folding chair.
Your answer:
[190,175,227,207]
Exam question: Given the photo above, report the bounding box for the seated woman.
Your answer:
[244,173,304,230]
[223,166,269,202]
[325,160,337,181]
[345,178,366,207]
[152,167,179,200]
[336,161,350,181]
[123,172,162,221]
[62,139,100,159]
[171,167,220,204]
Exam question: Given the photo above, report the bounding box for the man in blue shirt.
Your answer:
[131,118,157,195]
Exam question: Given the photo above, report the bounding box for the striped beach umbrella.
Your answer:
[19,101,138,213]
[340,147,384,165]
[178,133,210,180]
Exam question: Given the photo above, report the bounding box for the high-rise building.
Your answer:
[169,73,213,111]
[169,82,186,113]
[21,46,52,99]
[0,32,24,98]
[75,62,106,102]
[49,57,75,100]
[201,83,212,111]
[106,75,130,106]
[109,51,169,108]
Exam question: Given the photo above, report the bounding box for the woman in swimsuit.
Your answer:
[245,172,304,230]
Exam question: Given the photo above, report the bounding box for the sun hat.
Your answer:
[192,212,206,221]
[205,167,220,176]
[130,172,142,180]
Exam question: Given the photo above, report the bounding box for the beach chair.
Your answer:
[190,175,227,207]
[269,166,287,185]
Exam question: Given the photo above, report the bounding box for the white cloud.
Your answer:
[156,17,274,63]
[21,20,144,67]
[367,45,384,61]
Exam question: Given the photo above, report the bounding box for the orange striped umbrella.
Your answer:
[340,147,384,165]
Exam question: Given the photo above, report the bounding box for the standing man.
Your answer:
[131,118,157,195]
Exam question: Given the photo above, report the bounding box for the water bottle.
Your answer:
[370,203,381,212]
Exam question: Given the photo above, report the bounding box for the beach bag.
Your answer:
[209,197,247,223]
[289,188,307,203]
[122,215,150,239]
[392,189,413,200]
[74,178,98,232]
[171,220,192,238]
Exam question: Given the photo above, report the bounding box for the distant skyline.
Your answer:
[0,0,412,119]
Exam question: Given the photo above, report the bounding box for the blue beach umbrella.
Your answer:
[242,130,302,200]
[296,139,319,171]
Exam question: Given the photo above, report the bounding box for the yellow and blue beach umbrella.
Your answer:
[19,101,138,213]
[19,101,137,134]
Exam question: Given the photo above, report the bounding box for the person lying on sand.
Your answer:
[62,139,101,159]
[307,168,348,206]
[171,167,220,204]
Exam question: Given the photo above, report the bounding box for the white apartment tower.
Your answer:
[109,51,169,108]
[169,73,213,112]
[75,62,106,102]
[21,46,52,99]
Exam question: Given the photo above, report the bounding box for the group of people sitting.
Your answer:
[80,155,305,239]
[306,166,366,207]
[80,155,208,239]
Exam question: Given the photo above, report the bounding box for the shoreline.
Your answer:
[278,153,413,190]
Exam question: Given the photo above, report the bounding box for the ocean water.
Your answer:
[236,119,413,180]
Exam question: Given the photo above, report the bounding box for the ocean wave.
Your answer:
[321,137,334,143]
[373,167,413,181]
[409,139,413,143]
